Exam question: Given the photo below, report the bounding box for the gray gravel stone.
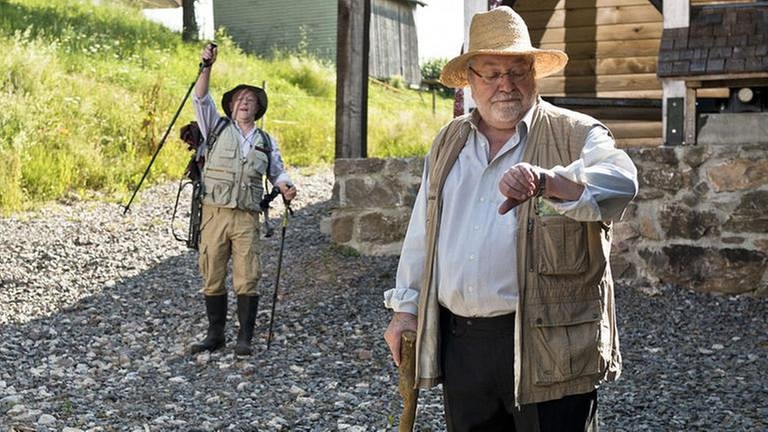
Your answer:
[1,167,766,431]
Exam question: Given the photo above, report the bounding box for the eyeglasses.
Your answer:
[468,65,532,85]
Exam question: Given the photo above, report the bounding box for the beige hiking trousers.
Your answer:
[198,205,261,296]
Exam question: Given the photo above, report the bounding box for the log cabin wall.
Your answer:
[513,0,664,148]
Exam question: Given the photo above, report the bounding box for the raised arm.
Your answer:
[195,43,217,99]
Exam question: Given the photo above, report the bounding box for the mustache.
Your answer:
[490,91,521,103]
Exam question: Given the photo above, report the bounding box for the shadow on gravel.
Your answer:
[1,195,767,431]
[0,198,446,431]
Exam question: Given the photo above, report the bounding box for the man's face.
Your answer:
[230,89,260,122]
[467,54,537,129]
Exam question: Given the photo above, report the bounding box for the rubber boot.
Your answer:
[190,294,227,354]
[234,295,259,356]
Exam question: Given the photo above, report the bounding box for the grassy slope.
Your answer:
[0,0,453,213]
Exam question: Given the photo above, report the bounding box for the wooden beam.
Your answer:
[529,22,663,44]
[539,39,661,58]
[522,5,661,28]
[515,0,650,11]
[548,57,658,77]
[335,0,370,159]
[537,73,662,94]
[685,86,697,145]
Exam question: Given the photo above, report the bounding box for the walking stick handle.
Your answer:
[398,330,418,432]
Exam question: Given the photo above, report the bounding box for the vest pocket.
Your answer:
[203,169,234,206]
[536,216,588,275]
[530,301,601,385]
[242,176,264,212]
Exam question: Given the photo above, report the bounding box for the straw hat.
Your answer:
[439,6,568,88]
[221,84,268,120]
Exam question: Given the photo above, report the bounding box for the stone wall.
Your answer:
[617,114,768,296]
[325,158,423,255]
[327,117,768,295]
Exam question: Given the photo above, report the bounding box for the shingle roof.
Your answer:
[657,3,768,78]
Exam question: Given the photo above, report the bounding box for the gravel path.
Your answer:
[1,167,766,432]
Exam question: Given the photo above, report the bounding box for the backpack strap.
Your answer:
[204,116,231,158]
[253,129,273,198]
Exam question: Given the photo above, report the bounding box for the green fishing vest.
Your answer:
[201,123,270,212]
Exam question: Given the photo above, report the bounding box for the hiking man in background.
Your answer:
[383,6,638,431]
[189,43,297,356]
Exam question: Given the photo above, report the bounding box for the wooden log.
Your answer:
[529,22,662,44]
[539,39,661,58]
[539,89,664,98]
[615,137,663,148]
[522,5,661,29]
[516,0,650,11]
[604,120,663,139]
[548,57,658,77]
[537,73,662,94]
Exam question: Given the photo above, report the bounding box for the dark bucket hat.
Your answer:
[221,84,268,120]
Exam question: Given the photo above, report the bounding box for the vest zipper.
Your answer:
[527,218,534,272]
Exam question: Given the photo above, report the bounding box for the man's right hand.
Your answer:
[384,312,417,366]
[201,43,217,67]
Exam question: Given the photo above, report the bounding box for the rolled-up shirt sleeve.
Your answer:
[383,159,429,315]
[546,126,638,222]
[265,135,291,186]
[192,92,220,138]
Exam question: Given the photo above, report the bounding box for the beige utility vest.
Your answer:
[201,123,270,212]
[415,101,622,405]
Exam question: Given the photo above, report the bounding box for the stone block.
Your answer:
[345,178,398,208]
[639,245,767,295]
[637,214,663,241]
[659,205,720,240]
[385,157,423,179]
[627,146,679,166]
[680,145,711,168]
[705,159,768,192]
[357,211,410,244]
[611,253,636,280]
[724,190,768,233]
[613,222,640,250]
[638,166,689,194]
[698,113,768,145]
[334,158,386,176]
[330,213,354,244]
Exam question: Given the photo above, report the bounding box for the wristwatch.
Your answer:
[536,172,546,198]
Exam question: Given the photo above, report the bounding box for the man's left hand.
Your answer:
[277,182,297,202]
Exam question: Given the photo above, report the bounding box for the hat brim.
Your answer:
[439,49,568,88]
[221,84,268,120]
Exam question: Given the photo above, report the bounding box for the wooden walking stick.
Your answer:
[398,330,418,432]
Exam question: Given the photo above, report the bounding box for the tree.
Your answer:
[182,0,198,42]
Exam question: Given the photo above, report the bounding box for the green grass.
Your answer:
[0,0,453,214]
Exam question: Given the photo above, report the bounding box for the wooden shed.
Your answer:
[513,0,664,148]
[212,0,423,86]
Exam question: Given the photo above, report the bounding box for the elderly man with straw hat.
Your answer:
[384,6,637,431]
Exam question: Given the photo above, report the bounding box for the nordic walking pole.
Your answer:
[122,43,217,215]
[267,188,293,349]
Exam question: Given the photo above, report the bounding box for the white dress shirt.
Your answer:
[384,103,638,317]
[192,92,291,186]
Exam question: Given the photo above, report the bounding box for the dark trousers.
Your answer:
[440,307,598,432]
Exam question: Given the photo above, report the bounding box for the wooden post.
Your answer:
[661,0,691,145]
[335,0,370,159]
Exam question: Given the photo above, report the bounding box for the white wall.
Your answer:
[413,0,463,63]
[142,0,214,41]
